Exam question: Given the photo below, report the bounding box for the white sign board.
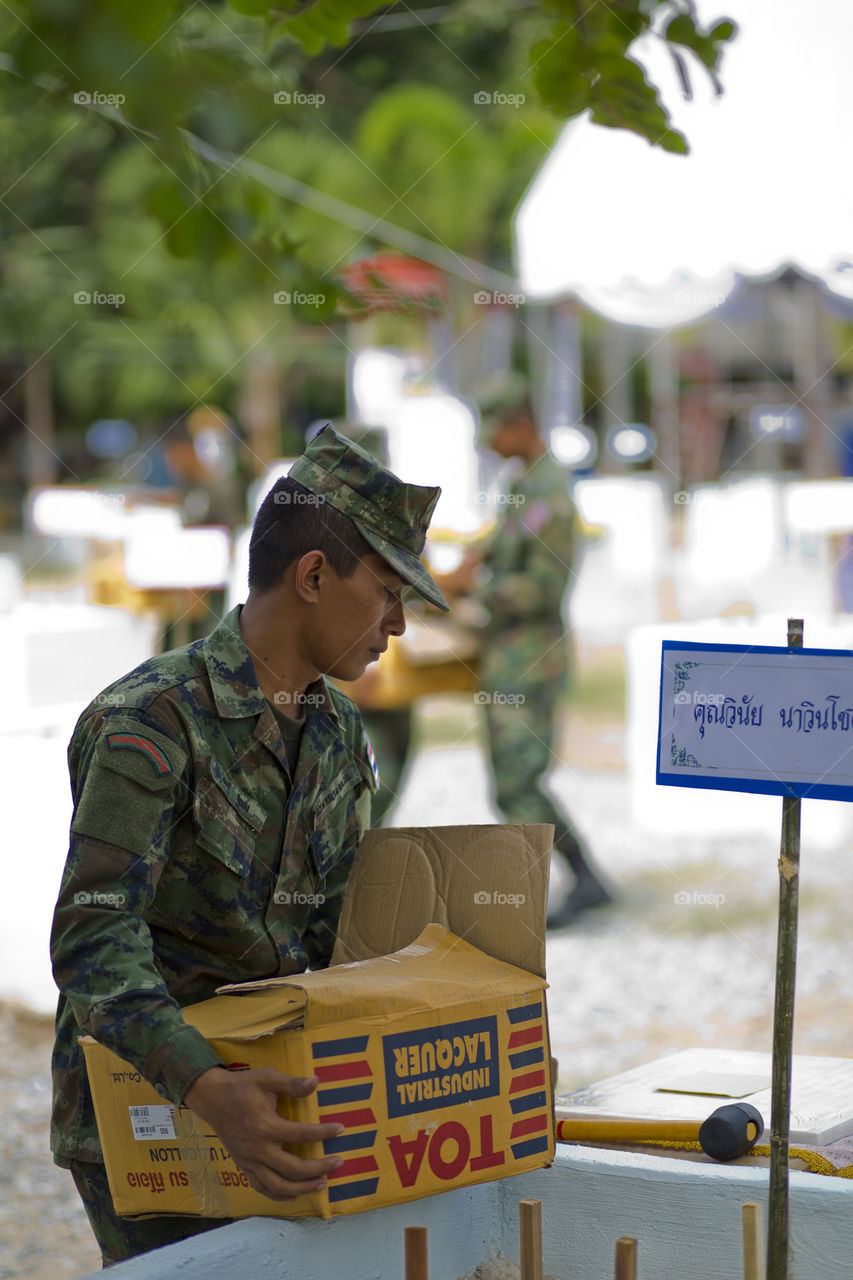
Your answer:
[657,641,853,801]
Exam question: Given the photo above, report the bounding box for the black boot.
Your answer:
[547,831,613,929]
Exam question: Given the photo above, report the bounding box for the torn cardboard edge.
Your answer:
[207,924,548,1031]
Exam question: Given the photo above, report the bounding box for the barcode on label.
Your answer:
[129,1104,177,1141]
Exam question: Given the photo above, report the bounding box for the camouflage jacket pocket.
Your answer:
[192,768,267,878]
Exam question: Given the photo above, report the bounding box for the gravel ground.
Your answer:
[4,705,852,1279]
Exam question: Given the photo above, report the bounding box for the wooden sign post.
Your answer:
[656,618,853,1279]
[767,618,802,1280]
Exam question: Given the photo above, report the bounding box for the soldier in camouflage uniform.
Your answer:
[442,385,611,928]
[50,424,448,1266]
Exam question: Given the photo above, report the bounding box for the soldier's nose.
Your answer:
[386,600,406,637]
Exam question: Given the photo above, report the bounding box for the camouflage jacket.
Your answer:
[50,605,377,1166]
[476,451,576,689]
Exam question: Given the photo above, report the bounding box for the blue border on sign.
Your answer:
[655,639,853,802]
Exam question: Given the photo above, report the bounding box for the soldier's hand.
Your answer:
[184,1066,345,1200]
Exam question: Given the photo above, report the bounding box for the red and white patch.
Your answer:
[107,733,172,775]
[366,737,381,789]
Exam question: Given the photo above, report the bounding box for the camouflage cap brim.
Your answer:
[289,424,450,612]
[357,524,450,613]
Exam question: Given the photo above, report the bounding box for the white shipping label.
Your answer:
[129,1104,177,1141]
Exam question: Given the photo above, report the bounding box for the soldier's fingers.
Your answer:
[250,1148,342,1185]
[278,1151,343,1179]
[241,1165,328,1202]
[238,1114,344,1146]
[250,1068,320,1096]
[222,1136,342,1185]
[281,1120,347,1145]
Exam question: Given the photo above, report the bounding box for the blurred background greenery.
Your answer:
[0,0,734,511]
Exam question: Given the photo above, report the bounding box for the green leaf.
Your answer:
[227,0,275,14]
[278,0,395,55]
[585,51,689,153]
[665,13,701,48]
[655,128,688,155]
[664,10,737,74]
[709,19,737,42]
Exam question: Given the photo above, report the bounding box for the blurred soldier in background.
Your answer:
[440,377,612,928]
[160,408,245,531]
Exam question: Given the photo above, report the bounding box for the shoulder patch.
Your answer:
[107,733,173,776]
[523,499,552,536]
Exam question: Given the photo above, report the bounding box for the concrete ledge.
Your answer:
[82,1178,501,1280]
[83,1147,853,1279]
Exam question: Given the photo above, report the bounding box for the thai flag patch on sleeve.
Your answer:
[366,736,380,789]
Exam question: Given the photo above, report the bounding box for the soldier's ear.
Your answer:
[293,550,328,604]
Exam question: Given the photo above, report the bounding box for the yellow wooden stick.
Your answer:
[519,1199,543,1280]
[405,1226,428,1280]
[742,1202,766,1280]
[615,1237,638,1280]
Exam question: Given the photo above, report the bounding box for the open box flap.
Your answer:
[331,823,552,978]
[217,924,547,1031]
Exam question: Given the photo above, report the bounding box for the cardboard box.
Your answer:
[81,922,553,1219]
[79,819,550,1218]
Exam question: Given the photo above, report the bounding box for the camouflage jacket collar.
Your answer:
[202,606,339,723]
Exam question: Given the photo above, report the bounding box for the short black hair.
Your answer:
[248,476,372,594]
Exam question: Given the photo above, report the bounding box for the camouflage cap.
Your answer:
[289,424,449,612]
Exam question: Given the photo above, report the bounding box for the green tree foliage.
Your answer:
[3,1,736,271]
[0,0,736,431]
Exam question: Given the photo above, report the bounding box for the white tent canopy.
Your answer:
[515,0,853,329]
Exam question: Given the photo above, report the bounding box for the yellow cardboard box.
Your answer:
[81,923,554,1219]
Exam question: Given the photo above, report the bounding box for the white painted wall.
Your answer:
[79,1147,853,1279]
[0,602,157,1012]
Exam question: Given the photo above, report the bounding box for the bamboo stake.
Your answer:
[405,1226,428,1280]
[519,1199,543,1280]
[767,616,803,1280]
[743,1202,766,1280]
[615,1237,637,1280]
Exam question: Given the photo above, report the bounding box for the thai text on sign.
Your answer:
[657,641,853,800]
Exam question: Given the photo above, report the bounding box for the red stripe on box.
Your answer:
[314,1060,373,1083]
[510,1113,549,1139]
[508,1025,543,1050]
[319,1108,377,1127]
[326,1155,379,1180]
[508,1069,546,1095]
